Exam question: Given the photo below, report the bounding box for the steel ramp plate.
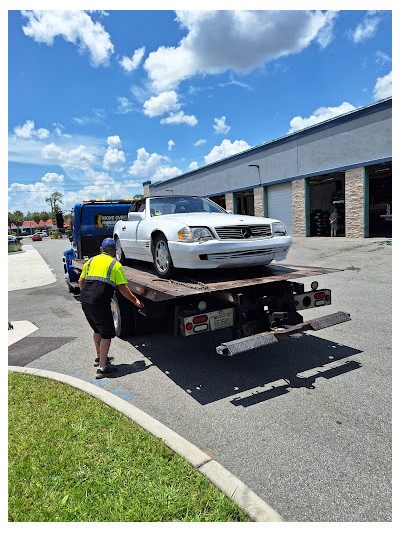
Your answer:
[307,311,351,331]
[216,331,278,356]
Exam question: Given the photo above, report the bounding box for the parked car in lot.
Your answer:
[8,235,22,244]
[32,234,42,241]
[113,195,292,278]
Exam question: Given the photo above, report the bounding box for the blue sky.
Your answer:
[8,8,392,216]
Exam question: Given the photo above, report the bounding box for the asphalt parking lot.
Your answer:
[8,236,391,522]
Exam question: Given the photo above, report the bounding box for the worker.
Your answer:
[79,238,144,379]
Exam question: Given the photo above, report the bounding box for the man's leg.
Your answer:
[93,332,101,355]
[99,338,112,369]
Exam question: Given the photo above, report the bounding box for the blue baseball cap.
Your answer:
[101,238,116,250]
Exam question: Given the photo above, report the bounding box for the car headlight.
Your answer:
[177,226,213,241]
[272,222,287,235]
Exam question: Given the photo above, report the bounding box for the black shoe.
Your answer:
[95,364,118,379]
[94,356,114,367]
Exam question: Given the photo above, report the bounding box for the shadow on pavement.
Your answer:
[124,330,362,406]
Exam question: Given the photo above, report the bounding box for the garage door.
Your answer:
[267,182,293,235]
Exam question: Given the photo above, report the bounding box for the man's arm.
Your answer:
[79,277,85,290]
[117,284,144,308]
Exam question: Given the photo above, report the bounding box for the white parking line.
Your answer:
[8,321,39,346]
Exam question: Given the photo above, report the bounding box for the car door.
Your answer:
[122,203,146,258]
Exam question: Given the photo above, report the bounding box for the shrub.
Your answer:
[8,243,22,253]
[51,231,59,239]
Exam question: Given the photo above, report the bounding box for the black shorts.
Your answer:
[81,302,115,339]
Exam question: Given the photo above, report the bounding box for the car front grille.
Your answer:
[207,246,288,261]
[214,224,272,239]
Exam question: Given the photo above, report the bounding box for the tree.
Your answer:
[46,191,63,220]
[39,212,51,229]
[8,212,15,232]
[13,211,24,236]
[31,212,41,225]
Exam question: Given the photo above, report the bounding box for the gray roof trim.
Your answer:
[150,98,392,191]
[206,156,392,197]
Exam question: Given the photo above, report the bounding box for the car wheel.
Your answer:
[153,234,175,279]
[115,237,126,265]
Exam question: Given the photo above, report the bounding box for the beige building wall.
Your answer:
[345,167,365,237]
[143,181,151,197]
[253,187,265,217]
[292,179,307,237]
[225,192,234,212]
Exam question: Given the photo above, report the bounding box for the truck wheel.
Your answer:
[111,292,135,337]
[153,234,175,279]
[115,237,126,265]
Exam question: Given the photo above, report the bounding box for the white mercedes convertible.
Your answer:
[113,196,292,278]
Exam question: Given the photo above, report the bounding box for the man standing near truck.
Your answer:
[79,238,144,379]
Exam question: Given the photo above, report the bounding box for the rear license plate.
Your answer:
[210,312,234,330]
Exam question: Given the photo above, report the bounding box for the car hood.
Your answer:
[152,212,284,227]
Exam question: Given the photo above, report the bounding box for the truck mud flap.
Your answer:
[216,311,351,356]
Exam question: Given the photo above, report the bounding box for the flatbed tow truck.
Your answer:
[64,199,351,356]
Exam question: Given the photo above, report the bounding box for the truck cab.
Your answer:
[64,199,136,291]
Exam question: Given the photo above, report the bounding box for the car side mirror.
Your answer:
[128,211,145,221]
[69,237,73,242]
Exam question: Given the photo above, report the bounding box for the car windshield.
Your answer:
[149,197,226,217]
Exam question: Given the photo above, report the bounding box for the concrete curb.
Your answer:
[8,365,284,522]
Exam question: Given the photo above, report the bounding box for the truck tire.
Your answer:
[152,234,175,279]
[111,292,135,337]
[115,237,126,265]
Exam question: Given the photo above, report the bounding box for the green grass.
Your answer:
[8,372,250,522]
[8,243,22,253]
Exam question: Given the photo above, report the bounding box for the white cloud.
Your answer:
[194,139,206,146]
[144,10,338,92]
[352,11,381,43]
[120,47,145,73]
[128,147,181,182]
[42,142,96,170]
[373,71,392,100]
[103,149,125,172]
[189,161,198,171]
[107,135,122,149]
[73,108,105,125]
[143,91,197,125]
[62,173,142,209]
[143,91,180,117]
[288,102,356,133]
[14,120,50,139]
[52,122,71,137]
[8,172,65,211]
[204,139,251,165]
[213,116,230,135]
[116,97,134,114]
[168,140,175,151]
[160,111,198,126]
[375,51,391,66]
[21,10,114,67]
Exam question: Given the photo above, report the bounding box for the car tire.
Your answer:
[115,237,126,265]
[111,292,136,337]
[152,234,175,279]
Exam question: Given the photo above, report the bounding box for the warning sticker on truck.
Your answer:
[94,214,128,230]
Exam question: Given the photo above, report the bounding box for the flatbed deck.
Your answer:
[72,259,341,302]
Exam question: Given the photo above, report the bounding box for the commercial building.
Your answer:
[144,98,392,238]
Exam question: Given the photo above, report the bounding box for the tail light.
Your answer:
[193,315,208,324]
